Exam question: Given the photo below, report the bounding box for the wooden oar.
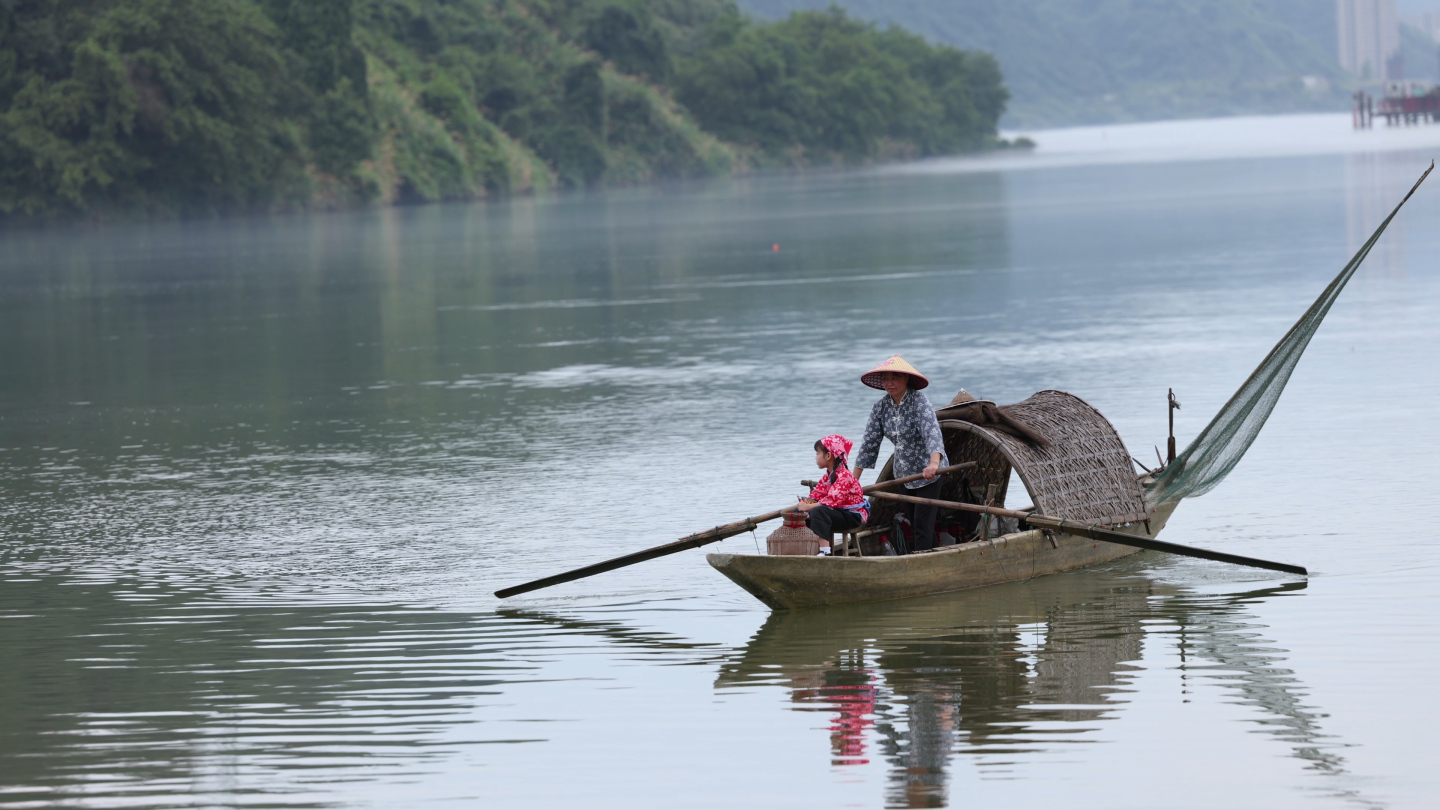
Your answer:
[493,462,977,599]
[867,491,1037,520]
[867,491,1307,576]
[1024,514,1307,576]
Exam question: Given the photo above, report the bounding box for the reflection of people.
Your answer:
[891,687,958,807]
[853,356,949,552]
[798,434,870,541]
[718,576,1335,810]
[788,667,877,766]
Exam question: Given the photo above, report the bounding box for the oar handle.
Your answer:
[861,462,976,493]
[804,461,975,491]
[868,489,1028,518]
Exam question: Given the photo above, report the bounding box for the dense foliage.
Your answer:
[739,0,1353,127]
[0,0,1010,217]
[676,8,1006,159]
[1,0,314,214]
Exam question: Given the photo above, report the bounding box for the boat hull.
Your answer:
[707,502,1176,610]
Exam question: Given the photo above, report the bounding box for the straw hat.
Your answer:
[861,355,930,390]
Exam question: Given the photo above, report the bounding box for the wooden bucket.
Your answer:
[767,512,825,556]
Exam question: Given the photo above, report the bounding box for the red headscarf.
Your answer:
[820,434,853,458]
[820,434,853,483]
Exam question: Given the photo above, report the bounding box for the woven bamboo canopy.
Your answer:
[868,389,1147,529]
[941,390,1147,525]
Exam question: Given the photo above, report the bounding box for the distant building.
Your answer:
[1338,0,1401,79]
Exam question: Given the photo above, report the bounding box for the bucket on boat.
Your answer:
[767,511,826,556]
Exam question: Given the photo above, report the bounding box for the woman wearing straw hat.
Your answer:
[852,356,949,553]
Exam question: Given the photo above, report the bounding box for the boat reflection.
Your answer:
[716,566,1335,808]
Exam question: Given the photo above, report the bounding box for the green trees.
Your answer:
[259,0,374,176]
[676,8,1006,162]
[582,4,672,82]
[0,0,1009,218]
[737,0,1349,127]
[1,0,311,215]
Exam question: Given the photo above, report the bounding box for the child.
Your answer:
[797,434,870,541]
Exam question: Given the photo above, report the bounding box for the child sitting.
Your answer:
[797,434,870,542]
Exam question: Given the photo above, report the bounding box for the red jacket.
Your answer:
[810,464,869,522]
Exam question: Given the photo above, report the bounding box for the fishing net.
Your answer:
[1148,162,1432,506]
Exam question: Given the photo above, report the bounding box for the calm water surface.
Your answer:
[3,116,1440,808]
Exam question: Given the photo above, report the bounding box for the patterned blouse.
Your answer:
[809,465,870,522]
[855,389,949,490]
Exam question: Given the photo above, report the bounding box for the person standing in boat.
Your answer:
[852,356,949,553]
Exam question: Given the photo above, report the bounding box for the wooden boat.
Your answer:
[709,390,1175,610]
[707,510,1174,611]
[707,162,1433,610]
[495,163,1427,610]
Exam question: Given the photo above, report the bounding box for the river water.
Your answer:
[2,113,1439,808]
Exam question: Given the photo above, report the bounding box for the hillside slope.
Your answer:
[738,0,1351,127]
[0,0,1012,218]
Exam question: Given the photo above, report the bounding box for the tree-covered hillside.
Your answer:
[0,0,1011,218]
[739,0,1352,127]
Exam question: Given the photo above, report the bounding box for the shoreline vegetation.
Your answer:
[0,0,1026,220]
[739,0,1357,130]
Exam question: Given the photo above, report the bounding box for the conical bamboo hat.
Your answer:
[861,355,930,391]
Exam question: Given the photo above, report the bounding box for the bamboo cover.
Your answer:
[943,390,1148,526]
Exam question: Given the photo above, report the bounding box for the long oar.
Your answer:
[494,462,978,599]
[1025,514,1306,575]
[868,491,1306,576]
